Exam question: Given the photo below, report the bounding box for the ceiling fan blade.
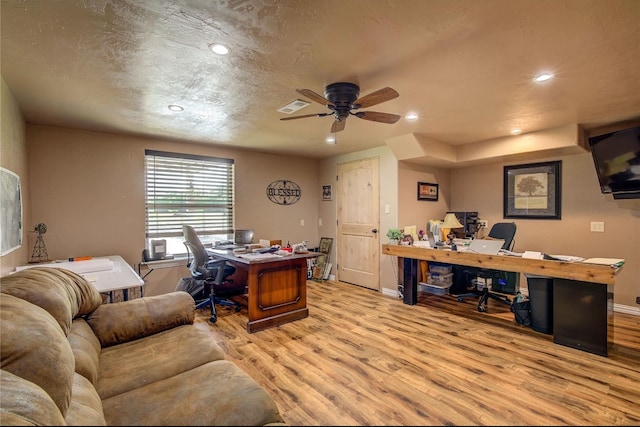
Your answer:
[296,88,334,107]
[354,111,401,124]
[353,87,399,109]
[331,119,346,133]
[280,113,331,121]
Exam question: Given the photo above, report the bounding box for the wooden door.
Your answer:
[337,157,380,290]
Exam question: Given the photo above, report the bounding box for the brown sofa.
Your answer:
[0,267,284,426]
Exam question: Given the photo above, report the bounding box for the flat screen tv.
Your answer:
[588,124,640,199]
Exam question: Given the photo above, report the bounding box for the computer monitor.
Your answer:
[234,229,254,245]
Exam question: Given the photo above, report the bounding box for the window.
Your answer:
[144,150,234,255]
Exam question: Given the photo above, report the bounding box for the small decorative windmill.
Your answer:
[29,223,50,263]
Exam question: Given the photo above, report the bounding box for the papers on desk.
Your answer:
[581,258,625,268]
[545,254,586,262]
[412,240,432,248]
[236,252,281,260]
[15,258,115,274]
[499,249,524,257]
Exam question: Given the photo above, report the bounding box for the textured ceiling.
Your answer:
[1,0,639,160]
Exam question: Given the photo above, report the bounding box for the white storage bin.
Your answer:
[419,282,451,296]
[429,263,452,274]
[428,272,454,286]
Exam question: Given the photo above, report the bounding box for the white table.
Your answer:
[15,255,144,302]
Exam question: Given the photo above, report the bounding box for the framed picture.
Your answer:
[504,161,561,219]
[322,184,332,201]
[312,263,326,280]
[417,182,439,201]
[318,237,333,254]
[0,167,23,256]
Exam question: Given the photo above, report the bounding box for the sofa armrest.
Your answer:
[86,291,195,347]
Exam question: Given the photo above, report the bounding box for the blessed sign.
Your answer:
[266,180,301,205]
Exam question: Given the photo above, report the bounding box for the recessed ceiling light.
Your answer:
[326,136,336,144]
[533,73,554,82]
[168,104,184,112]
[405,112,419,121]
[209,43,229,55]
[511,129,522,135]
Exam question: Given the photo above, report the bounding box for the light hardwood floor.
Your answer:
[194,280,640,426]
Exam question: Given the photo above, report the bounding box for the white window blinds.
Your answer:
[145,150,234,239]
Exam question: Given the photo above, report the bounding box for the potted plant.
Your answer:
[386,228,404,244]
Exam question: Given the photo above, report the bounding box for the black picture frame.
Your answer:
[322,184,332,201]
[417,182,439,201]
[503,161,561,219]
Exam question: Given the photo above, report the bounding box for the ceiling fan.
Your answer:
[280,82,401,133]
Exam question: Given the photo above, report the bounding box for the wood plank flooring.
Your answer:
[194,279,640,426]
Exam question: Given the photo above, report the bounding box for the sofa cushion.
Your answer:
[0,267,102,334]
[64,373,107,426]
[86,291,195,347]
[102,360,284,426]
[0,293,75,417]
[96,324,226,399]
[68,318,102,384]
[0,369,66,426]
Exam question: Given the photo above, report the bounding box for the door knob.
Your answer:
[372,228,378,233]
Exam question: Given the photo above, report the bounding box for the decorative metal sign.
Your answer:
[266,180,301,205]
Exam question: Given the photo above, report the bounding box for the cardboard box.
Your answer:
[259,239,282,247]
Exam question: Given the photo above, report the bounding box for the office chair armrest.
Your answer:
[205,258,232,284]
[86,291,195,347]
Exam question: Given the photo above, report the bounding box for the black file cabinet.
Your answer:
[553,278,613,357]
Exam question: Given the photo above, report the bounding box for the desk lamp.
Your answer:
[442,213,464,250]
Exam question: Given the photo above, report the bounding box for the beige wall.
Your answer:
[2,77,637,309]
[25,124,319,296]
[397,162,452,232]
[0,78,29,276]
[450,153,640,308]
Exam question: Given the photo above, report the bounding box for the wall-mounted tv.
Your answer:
[588,123,640,200]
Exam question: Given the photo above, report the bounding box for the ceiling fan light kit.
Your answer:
[280,82,400,134]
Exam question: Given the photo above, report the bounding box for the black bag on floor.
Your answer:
[511,299,532,326]
[176,277,207,301]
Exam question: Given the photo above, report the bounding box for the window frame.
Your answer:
[144,150,235,255]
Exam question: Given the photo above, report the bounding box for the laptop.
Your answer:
[466,238,505,255]
[215,229,255,250]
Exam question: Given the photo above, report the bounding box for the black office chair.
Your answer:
[181,225,245,323]
[456,222,517,312]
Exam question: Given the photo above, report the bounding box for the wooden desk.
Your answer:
[208,249,320,333]
[382,244,623,356]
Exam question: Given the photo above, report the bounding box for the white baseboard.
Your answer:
[382,287,399,298]
[614,303,640,316]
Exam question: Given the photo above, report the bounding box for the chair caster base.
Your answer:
[209,315,217,323]
[235,306,241,312]
[477,305,487,312]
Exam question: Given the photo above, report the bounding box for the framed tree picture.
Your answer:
[504,161,561,219]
